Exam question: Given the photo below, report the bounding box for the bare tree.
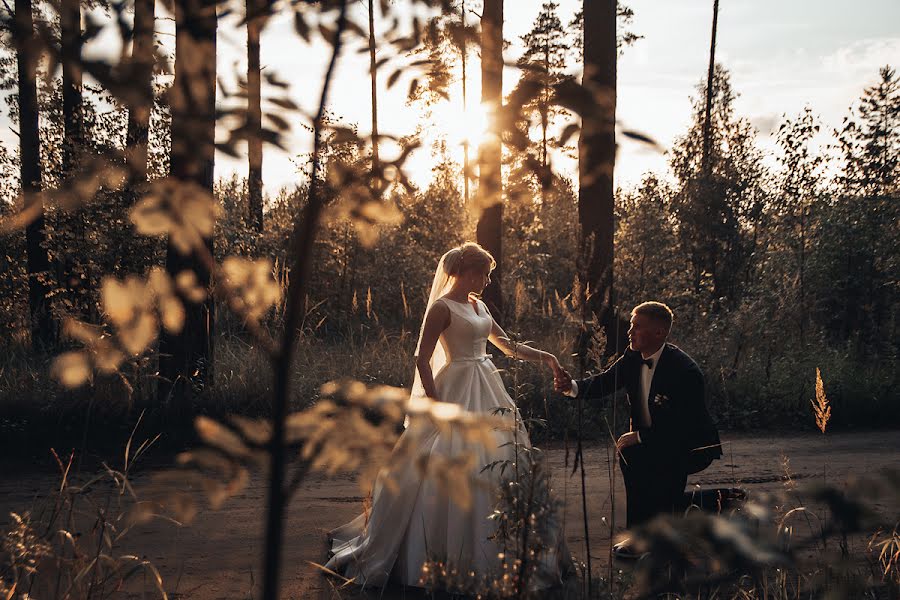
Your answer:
[14,0,56,349]
[476,0,503,316]
[157,0,217,414]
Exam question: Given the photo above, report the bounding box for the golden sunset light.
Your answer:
[0,1,897,599]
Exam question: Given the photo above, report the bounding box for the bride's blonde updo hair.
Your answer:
[442,242,496,277]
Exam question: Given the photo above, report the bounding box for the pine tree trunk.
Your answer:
[61,0,86,312]
[701,0,719,177]
[15,0,55,350]
[578,0,616,346]
[476,0,503,317]
[461,0,469,205]
[124,0,155,276]
[368,0,379,183]
[247,0,264,232]
[158,0,217,418]
[798,201,806,348]
[126,0,154,182]
[540,40,549,205]
[61,0,82,176]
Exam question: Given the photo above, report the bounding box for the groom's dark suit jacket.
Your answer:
[575,343,722,473]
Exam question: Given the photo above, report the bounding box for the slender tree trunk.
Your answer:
[461,0,469,205]
[247,0,264,232]
[157,0,217,417]
[61,0,82,176]
[542,40,549,169]
[798,201,806,348]
[476,0,503,317]
[698,0,719,313]
[61,0,86,311]
[126,0,155,183]
[124,0,155,276]
[540,39,549,204]
[14,0,55,350]
[368,0,380,188]
[700,0,719,177]
[578,0,616,342]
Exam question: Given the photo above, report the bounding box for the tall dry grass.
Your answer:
[1,422,171,599]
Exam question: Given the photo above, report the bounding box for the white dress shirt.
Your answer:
[637,344,665,428]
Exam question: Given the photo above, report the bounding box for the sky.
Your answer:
[224,0,900,193]
[2,0,899,195]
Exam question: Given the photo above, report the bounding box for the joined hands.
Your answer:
[553,362,572,394]
[541,354,577,395]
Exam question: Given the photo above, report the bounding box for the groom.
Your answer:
[555,301,722,558]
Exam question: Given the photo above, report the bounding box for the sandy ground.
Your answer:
[1,430,897,599]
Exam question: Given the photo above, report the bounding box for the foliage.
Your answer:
[610,65,899,429]
[1,438,169,599]
[813,66,900,358]
[0,0,897,597]
[624,468,900,599]
[512,1,571,184]
[569,3,642,55]
[668,65,769,313]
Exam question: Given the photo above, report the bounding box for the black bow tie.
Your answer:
[640,357,654,369]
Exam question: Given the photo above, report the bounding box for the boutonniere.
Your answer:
[652,393,670,407]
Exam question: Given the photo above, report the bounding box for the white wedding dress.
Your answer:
[325,297,567,588]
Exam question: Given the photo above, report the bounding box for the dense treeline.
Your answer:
[214,64,899,430]
[213,63,899,430]
[0,0,896,443]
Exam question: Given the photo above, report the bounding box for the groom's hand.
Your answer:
[616,431,640,451]
[553,368,572,393]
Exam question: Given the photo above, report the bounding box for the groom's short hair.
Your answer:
[632,301,673,333]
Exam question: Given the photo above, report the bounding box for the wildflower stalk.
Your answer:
[811,367,832,553]
[811,367,831,484]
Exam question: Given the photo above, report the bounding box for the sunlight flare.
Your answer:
[431,97,491,153]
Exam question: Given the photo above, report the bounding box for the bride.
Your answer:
[325,242,569,588]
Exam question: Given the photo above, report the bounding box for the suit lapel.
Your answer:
[646,344,670,412]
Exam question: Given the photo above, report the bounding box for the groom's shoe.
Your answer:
[611,538,643,561]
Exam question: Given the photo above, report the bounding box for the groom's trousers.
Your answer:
[619,443,688,528]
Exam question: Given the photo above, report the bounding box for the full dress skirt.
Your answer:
[325,298,568,588]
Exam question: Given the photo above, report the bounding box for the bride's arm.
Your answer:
[487,312,563,375]
[415,301,451,399]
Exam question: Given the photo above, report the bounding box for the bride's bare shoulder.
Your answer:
[425,298,451,322]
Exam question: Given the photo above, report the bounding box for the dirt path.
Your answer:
[1,430,897,599]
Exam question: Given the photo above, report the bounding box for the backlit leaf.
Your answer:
[52,351,92,388]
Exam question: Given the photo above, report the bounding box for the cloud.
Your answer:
[750,114,780,135]
[821,37,900,77]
